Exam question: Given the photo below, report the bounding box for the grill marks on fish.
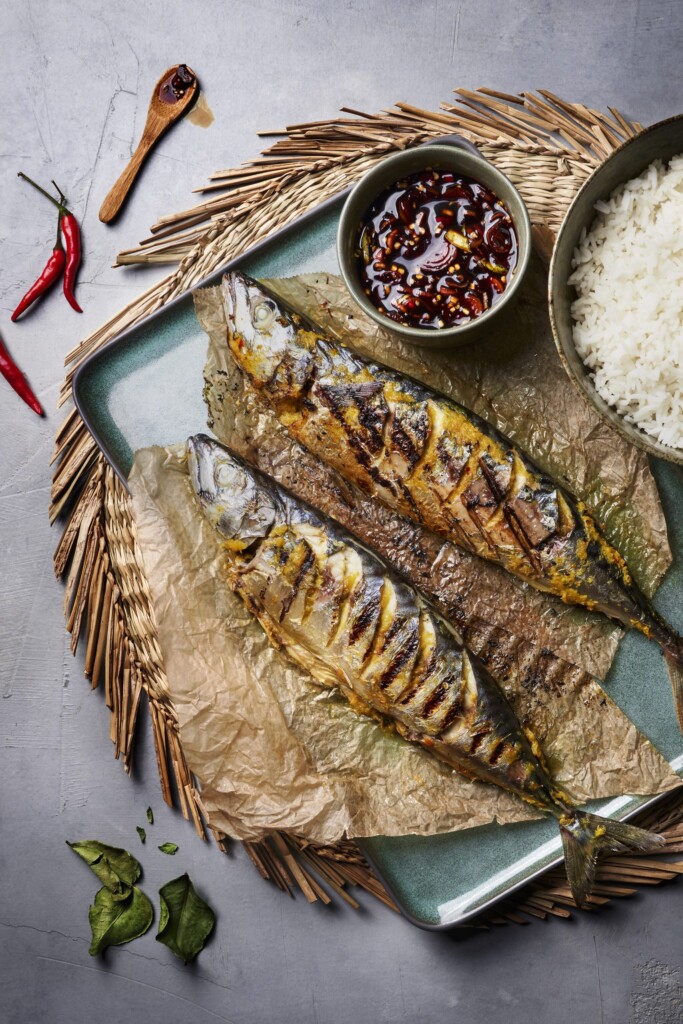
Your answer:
[229,512,564,809]
[282,346,564,580]
[231,520,518,782]
[278,537,316,622]
[239,323,676,654]
[313,378,396,497]
[378,629,419,691]
[224,279,683,708]
[347,582,381,649]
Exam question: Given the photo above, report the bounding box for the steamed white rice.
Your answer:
[569,156,683,450]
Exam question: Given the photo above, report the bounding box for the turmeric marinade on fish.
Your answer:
[221,270,683,727]
[187,434,663,907]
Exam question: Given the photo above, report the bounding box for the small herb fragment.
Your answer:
[156,873,215,963]
[158,842,178,855]
[67,840,141,898]
[146,807,154,825]
[136,826,147,844]
[88,885,153,956]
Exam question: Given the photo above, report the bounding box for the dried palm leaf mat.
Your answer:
[52,89,683,927]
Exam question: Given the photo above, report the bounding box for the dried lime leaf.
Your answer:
[146,807,154,825]
[67,841,141,898]
[136,827,146,844]
[88,885,153,956]
[158,843,178,855]
[156,873,215,963]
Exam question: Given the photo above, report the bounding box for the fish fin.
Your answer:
[665,653,683,735]
[559,812,664,908]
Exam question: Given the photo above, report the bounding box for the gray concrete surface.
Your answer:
[1,1,682,1022]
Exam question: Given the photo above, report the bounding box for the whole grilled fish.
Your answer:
[187,433,663,907]
[221,270,683,728]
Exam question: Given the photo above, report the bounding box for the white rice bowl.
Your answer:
[569,156,683,450]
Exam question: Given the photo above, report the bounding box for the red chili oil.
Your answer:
[355,168,518,329]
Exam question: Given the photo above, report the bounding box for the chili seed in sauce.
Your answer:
[355,168,518,329]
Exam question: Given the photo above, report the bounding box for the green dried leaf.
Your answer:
[156,873,215,963]
[136,827,146,844]
[67,840,141,899]
[88,885,153,956]
[158,843,178,855]
[146,807,154,825]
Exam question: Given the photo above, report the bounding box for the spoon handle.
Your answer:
[99,126,162,224]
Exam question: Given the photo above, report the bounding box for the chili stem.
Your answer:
[18,172,68,212]
[51,180,67,205]
[53,207,64,249]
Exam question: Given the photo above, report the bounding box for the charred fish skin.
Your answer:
[188,433,566,813]
[187,434,664,905]
[235,509,566,812]
[221,270,683,665]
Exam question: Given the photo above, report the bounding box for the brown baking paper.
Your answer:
[129,445,678,843]
[127,260,677,842]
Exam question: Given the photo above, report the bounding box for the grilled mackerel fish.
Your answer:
[221,270,683,727]
[187,434,663,907]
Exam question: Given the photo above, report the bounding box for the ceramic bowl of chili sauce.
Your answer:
[337,136,531,348]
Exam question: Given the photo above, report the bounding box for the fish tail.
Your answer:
[559,811,664,908]
[665,642,683,734]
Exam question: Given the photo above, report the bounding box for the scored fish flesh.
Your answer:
[221,270,683,729]
[187,433,663,907]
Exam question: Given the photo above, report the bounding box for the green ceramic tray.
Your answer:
[73,193,683,929]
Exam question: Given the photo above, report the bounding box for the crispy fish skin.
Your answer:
[187,434,663,906]
[221,271,683,720]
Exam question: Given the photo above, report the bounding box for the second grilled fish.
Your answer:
[221,270,683,728]
[187,433,663,907]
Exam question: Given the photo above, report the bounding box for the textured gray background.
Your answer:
[1,1,682,1022]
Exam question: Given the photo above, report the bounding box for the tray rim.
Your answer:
[71,184,682,931]
[358,780,680,929]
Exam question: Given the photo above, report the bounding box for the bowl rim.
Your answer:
[548,112,683,466]
[336,142,532,343]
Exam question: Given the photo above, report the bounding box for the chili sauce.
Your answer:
[355,168,518,329]
[159,65,195,104]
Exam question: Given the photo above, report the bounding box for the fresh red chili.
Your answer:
[51,180,82,313]
[60,213,82,312]
[11,210,65,321]
[0,335,43,416]
[18,172,83,314]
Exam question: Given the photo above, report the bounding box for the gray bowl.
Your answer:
[549,113,683,466]
[336,136,531,349]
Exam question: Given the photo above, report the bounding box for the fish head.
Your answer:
[187,434,281,547]
[222,271,313,396]
[222,271,295,383]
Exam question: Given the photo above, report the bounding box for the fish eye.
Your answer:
[252,299,277,329]
[215,462,242,488]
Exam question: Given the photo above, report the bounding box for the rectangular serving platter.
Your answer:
[74,191,683,929]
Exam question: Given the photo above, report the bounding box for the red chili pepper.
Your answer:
[51,180,82,313]
[60,212,82,312]
[11,210,65,321]
[18,172,83,314]
[0,335,43,416]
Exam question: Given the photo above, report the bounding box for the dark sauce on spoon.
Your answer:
[158,64,195,104]
[355,168,518,329]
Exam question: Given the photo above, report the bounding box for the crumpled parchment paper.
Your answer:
[126,261,678,843]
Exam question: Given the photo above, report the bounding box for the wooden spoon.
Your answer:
[99,64,198,224]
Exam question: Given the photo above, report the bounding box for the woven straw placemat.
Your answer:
[51,89,683,926]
